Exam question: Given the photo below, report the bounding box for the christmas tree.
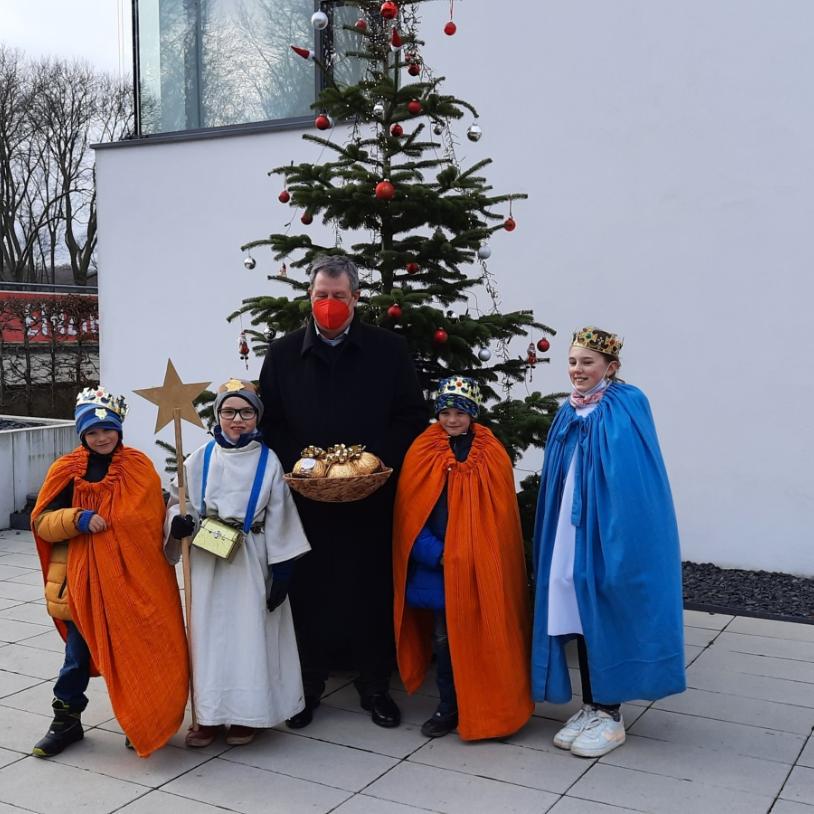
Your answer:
[234,0,561,463]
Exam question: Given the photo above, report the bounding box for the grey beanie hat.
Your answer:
[214,379,264,423]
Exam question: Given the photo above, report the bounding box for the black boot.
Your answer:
[32,699,84,758]
[420,708,458,738]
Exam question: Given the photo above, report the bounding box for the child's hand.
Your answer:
[88,514,107,533]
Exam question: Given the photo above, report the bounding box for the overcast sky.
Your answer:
[1,0,132,76]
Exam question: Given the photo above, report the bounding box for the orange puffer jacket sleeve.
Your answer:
[34,508,82,542]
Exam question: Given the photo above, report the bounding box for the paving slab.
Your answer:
[223,728,398,791]
[162,756,351,813]
[781,766,814,806]
[0,756,147,814]
[799,737,814,768]
[772,801,814,813]
[364,761,559,814]
[0,582,43,603]
[332,796,433,814]
[0,599,22,612]
[0,564,34,581]
[601,732,789,796]
[0,747,23,770]
[0,553,40,569]
[0,603,52,626]
[548,799,642,814]
[0,642,62,679]
[12,627,64,652]
[324,683,439,727]
[4,570,45,586]
[628,708,804,764]
[51,726,212,787]
[117,791,242,814]
[0,670,43,700]
[727,617,814,642]
[683,611,734,631]
[276,704,428,759]
[568,763,774,814]
[713,631,814,661]
[408,732,589,794]
[686,664,814,707]
[684,626,721,647]
[0,704,54,754]
[1,675,115,727]
[654,687,814,735]
[0,618,50,644]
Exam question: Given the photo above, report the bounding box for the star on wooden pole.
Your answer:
[133,359,210,433]
[134,358,210,731]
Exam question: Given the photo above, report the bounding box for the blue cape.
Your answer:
[531,382,685,704]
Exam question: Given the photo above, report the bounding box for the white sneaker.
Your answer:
[552,704,594,750]
[570,709,625,757]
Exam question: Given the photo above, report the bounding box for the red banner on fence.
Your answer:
[0,292,99,344]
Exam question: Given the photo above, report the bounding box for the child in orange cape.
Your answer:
[393,376,533,739]
[30,386,189,758]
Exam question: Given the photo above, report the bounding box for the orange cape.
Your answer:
[393,423,533,740]
[33,446,189,757]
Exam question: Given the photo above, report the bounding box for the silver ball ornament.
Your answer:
[433,122,444,136]
[466,123,483,142]
[243,255,256,270]
[311,10,329,30]
[477,243,492,260]
[373,101,386,119]
[478,347,492,361]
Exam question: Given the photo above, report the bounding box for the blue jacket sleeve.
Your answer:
[409,525,444,568]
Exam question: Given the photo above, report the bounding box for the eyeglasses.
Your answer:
[218,407,257,421]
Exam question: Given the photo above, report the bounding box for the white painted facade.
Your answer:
[95,2,814,575]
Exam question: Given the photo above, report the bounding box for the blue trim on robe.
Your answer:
[531,382,686,704]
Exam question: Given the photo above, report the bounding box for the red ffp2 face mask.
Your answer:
[312,298,351,330]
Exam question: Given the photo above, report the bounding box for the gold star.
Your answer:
[134,359,211,433]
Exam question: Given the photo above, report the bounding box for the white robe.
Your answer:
[165,440,310,727]
[547,402,597,636]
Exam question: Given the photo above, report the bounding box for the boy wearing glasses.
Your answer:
[165,379,311,747]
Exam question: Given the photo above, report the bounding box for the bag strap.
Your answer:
[243,444,269,533]
[200,440,217,517]
[200,440,269,533]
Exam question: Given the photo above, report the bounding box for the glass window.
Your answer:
[135,0,356,135]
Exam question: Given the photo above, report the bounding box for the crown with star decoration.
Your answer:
[434,376,482,418]
[571,327,623,359]
[75,386,128,421]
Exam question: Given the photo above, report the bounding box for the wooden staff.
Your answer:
[174,408,197,730]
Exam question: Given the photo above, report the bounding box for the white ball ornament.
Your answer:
[243,255,256,270]
[478,347,492,361]
[466,123,483,142]
[311,10,329,30]
[373,101,386,118]
[477,244,491,260]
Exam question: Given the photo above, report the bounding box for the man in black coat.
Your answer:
[259,255,428,729]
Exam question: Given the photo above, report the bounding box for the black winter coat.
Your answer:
[259,316,428,668]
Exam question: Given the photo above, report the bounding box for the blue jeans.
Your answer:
[53,622,91,711]
[433,612,457,714]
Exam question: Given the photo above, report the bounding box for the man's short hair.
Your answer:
[307,255,361,292]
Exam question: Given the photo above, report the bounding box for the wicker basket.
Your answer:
[284,467,393,503]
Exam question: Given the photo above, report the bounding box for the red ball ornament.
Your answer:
[444,20,457,36]
[390,123,404,137]
[354,17,367,32]
[315,114,331,130]
[390,27,403,50]
[405,261,420,274]
[407,62,421,76]
[504,216,517,231]
[301,212,313,225]
[407,99,423,116]
[278,189,290,203]
[433,328,449,344]
[537,338,550,353]
[375,179,396,200]
[387,304,403,319]
[380,1,398,20]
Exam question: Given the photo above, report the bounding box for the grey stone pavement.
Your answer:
[1,527,813,814]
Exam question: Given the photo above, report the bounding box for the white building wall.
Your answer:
[95,1,814,574]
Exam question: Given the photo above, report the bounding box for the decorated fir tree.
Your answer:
[234,0,561,463]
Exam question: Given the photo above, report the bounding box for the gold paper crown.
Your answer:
[75,386,128,420]
[571,327,623,359]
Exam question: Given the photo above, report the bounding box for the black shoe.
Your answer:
[125,737,134,750]
[360,692,401,728]
[286,697,320,730]
[32,699,84,758]
[421,710,458,738]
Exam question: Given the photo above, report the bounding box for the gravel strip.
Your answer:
[684,561,814,624]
